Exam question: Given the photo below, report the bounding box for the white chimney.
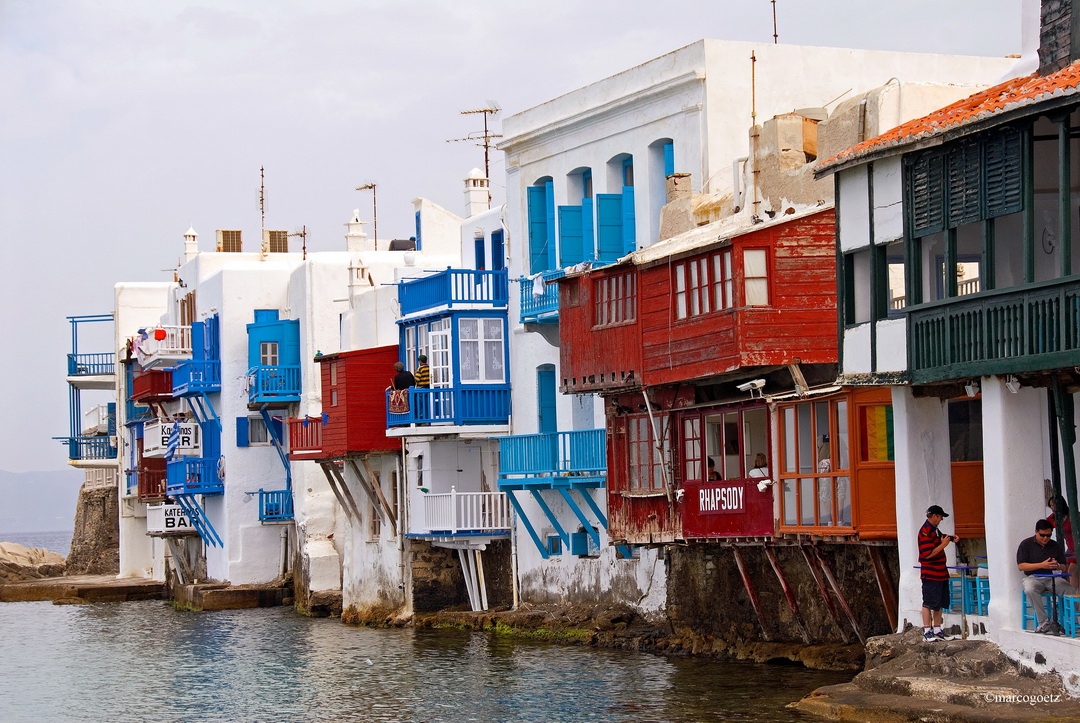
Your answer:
[183,226,199,261]
[344,209,374,252]
[464,167,490,217]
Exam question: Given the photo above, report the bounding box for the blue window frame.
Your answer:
[527,180,555,274]
[490,229,505,271]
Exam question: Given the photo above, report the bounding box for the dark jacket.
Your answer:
[392,370,416,390]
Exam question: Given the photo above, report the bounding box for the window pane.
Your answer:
[460,341,479,381]
[797,403,813,473]
[800,478,815,525]
[815,402,832,472]
[836,476,851,526]
[948,398,983,462]
[744,249,767,276]
[783,407,796,473]
[675,265,687,319]
[683,417,701,481]
[817,479,833,526]
[783,480,798,525]
[460,318,478,339]
[723,252,733,308]
[835,399,849,470]
[886,240,906,316]
[484,339,503,381]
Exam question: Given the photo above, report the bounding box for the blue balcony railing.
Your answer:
[173,359,222,395]
[497,430,606,486]
[399,269,508,316]
[166,457,224,496]
[247,365,301,404]
[67,353,115,376]
[386,385,510,427]
[255,489,294,522]
[519,269,565,323]
[62,436,118,461]
[909,276,1080,383]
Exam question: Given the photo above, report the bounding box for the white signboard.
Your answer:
[143,421,201,458]
[146,504,194,534]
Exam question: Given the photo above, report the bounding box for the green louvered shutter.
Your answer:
[985,127,1023,218]
[947,140,982,227]
[909,151,946,235]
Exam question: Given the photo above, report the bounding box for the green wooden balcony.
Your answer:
[909,277,1080,383]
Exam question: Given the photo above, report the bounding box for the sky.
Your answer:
[0,0,1023,473]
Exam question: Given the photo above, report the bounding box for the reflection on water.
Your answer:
[0,602,850,722]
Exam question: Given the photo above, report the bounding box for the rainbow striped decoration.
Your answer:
[862,405,894,462]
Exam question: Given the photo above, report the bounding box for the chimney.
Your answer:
[183,226,199,262]
[464,167,490,217]
[344,209,373,252]
[1039,0,1080,75]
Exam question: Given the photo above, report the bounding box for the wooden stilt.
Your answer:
[813,545,865,645]
[319,462,354,521]
[764,546,811,643]
[867,545,898,632]
[801,544,851,644]
[732,546,770,641]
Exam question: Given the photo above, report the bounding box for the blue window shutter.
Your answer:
[596,194,623,264]
[527,186,551,274]
[474,236,486,270]
[663,142,674,176]
[545,181,556,271]
[236,417,249,447]
[621,186,636,254]
[558,205,584,266]
[490,230,505,271]
[204,315,220,361]
[414,211,422,250]
[191,320,205,361]
[582,199,595,262]
[281,319,300,366]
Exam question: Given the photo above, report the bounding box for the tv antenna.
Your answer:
[447,102,502,185]
[771,0,778,44]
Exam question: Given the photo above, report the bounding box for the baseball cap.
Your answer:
[927,505,950,518]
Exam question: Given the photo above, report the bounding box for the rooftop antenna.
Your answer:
[290,226,308,260]
[772,0,778,44]
[259,165,268,258]
[448,102,502,196]
[356,182,377,251]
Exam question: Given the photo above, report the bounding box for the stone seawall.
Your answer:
[66,484,118,575]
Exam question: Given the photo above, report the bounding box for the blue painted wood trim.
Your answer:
[504,490,548,559]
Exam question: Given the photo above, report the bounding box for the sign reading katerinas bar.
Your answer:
[143,421,201,457]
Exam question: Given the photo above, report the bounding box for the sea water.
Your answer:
[0,601,850,722]
[0,530,72,556]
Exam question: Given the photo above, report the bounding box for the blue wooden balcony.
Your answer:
[519,269,565,323]
[172,359,221,395]
[255,489,294,522]
[67,353,115,377]
[386,385,510,427]
[399,269,508,317]
[909,277,1080,383]
[497,429,606,490]
[247,365,301,405]
[166,457,224,496]
[61,436,118,461]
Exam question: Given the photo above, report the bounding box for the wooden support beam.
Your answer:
[359,457,398,535]
[343,458,382,512]
[731,546,770,642]
[321,461,362,523]
[867,545,898,632]
[764,546,811,644]
[800,544,851,644]
[813,545,865,645]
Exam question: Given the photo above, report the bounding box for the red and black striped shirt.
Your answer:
[918,519,947,581]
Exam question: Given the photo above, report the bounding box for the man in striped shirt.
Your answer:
[919,504,957,642]
[415,355,430,388]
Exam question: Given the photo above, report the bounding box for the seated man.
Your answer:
[1017,518,1079,633]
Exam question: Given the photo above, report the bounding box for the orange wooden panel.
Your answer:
[951,461,985,538]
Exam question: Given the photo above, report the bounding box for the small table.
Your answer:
[948,565,981,615]
[1032,572,1070,636]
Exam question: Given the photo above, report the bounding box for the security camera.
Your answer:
[736,379,766,392]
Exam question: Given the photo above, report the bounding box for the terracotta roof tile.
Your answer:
[818,62,1080,172]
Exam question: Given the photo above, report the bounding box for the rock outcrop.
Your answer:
[0,542,65,584]
[66,484,118,575]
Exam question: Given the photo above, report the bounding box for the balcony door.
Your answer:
[429,326,452,388]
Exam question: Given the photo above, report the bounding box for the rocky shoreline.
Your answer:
[0,542,65,585]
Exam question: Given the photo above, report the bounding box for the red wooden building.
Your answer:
[288,345,399,461]
[559,208,897,543]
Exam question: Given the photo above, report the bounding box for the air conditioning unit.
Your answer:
[263,229,288,253]
[216,230,242,252]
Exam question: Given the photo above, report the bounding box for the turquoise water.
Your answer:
[0,601,850,722]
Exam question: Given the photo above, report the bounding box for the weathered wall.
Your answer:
[66,485,119,575]
[480,539,514,610]
[667,543,898,645]
[410,541,468,612]
[1039,0,1076,75]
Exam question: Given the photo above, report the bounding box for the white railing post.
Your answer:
[450,486,458,533]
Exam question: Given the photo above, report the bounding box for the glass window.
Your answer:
[683,417,702,482]
[260,341,278,366]
[778,396,855,529]
[885,240,905,316]
[948,398,983,462]
[744,249,769,306]
[595,272,637,327]
[679,406,767,484]
[628,415,666,492]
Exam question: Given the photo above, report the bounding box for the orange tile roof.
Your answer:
[818,62,1080,173]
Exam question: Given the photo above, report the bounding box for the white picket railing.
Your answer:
[422,489,511,533]
[84,467,118,490]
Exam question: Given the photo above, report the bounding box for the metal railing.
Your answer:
[386,385,511,427]
[67,352,115,376]
[171,359,221,395]
[130,369,173,400]
[909,276,1080,381]
[135,465,167,501]
[64,436,117,461]
[498,429,607,478]
[246,365,301,403]
[422,488,511,533]
[399,269,508,316]
[166,457,224,496]
[286,416,323,452]
[256,489,294,522]
[519,269,565,323]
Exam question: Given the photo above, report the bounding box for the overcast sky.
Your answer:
[0,0,1022,473]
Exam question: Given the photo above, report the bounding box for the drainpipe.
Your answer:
[884,77,904,129]
[732,157,749,213]
[279,526,289,578]
[641,386,672,502]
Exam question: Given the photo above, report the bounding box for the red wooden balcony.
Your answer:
[130,369,173,402]
[317,345,399,457]
[287,416,325,461]
[136,458,168,503]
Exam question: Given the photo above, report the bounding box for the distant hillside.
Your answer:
[0,469,82,534]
